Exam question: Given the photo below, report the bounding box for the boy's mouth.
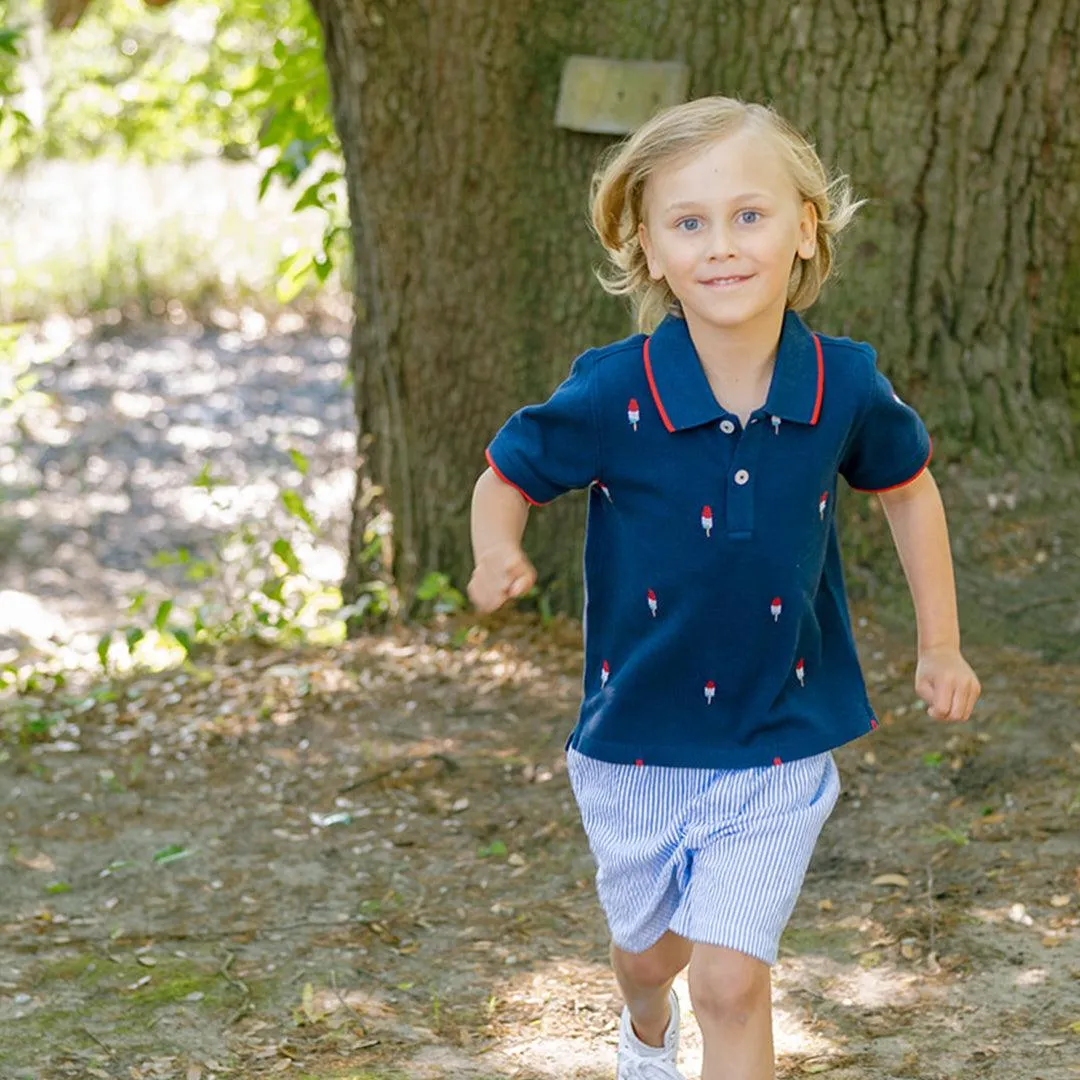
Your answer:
[700,274,753,288]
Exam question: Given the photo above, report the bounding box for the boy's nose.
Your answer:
[706,223,738,260]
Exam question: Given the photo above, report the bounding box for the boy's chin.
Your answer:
[683,297,773,330]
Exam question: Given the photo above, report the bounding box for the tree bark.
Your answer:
[309,0,1080,615]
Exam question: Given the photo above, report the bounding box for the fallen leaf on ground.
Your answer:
[871,873,910,887]
[15,852,55,872]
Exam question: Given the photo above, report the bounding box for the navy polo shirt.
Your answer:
[485,309,932,769]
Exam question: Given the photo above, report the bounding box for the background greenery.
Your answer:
[0,0,349,319]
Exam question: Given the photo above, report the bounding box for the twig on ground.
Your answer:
[337,752,458,793]
[329,967,369,1023]
[80,1026,116,1057]
[217,947,253,1025]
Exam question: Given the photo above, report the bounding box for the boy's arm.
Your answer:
[877,469,981,722]
[468,468,537,613]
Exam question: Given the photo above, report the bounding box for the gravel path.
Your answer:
[0,314,356,667]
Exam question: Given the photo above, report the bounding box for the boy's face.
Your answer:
[638,127,817,334]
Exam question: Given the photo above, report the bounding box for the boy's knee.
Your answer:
[611,940,683,989]
[688,948,769,1024]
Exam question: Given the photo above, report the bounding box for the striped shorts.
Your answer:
[566,747,841,966]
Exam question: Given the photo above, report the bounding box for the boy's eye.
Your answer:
[676,217,702,233]
[737,210,761,225]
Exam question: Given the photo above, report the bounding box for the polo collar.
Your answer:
[643,309,824,432]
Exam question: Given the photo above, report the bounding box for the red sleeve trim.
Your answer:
[643,337,676,433]
[810,333,824,425]
[485,447,548,506]
[849,437,934,493]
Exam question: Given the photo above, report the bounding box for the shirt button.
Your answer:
[719,419,736,434]
[734,469,750,485]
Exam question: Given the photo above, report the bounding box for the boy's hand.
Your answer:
[468,543,537,614]
[915,647,981,722]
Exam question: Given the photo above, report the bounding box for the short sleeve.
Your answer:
[840,354,933,493]
[485,351,601,506]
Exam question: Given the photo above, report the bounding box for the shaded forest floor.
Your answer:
[1,317,1079,1077]
[2,597,1078,1080]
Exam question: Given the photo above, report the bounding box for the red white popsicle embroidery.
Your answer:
[795,658,806,686]
[601,660,610,688]
[771,597,782,622]
[628,398,640,431]
[819,491,828,519]
[701,505,713,537]
[704,680,716,704]
[647,588,658,617]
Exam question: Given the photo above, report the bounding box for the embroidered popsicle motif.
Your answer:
[647,588,658,617]
[701,505,713,537]
[795,658,806,686]
[772,415,781,435]
[595,481,612,502]
[601,660,610,688]
[771,597,782,622]
[628,398,640,431]
[819,491,828,520]
[704,680,716,704]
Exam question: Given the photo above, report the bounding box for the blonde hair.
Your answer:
[590,96,865,332]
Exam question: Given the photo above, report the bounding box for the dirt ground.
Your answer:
[1,318,1079,1078]
[2,580,1079,1079]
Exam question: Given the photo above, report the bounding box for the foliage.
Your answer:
[0,5,33,154]
[4,0,348,299]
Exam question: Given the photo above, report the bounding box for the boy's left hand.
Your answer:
[915,647,981,722]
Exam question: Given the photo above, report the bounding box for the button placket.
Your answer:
[726,424,763,538]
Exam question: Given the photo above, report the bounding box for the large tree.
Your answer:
[308,0,1080,614]
[43,0,1080,613]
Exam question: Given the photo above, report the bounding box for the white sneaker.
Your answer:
[616,987,686,1079]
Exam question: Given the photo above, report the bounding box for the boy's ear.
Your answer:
[638,222,663,280]
[797,200,818,260]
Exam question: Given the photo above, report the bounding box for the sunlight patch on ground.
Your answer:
[782,953,922,1010]
[1014,966,1048,987]
[483,962,844,1079]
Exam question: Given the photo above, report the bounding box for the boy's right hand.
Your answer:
[468,543,537,613]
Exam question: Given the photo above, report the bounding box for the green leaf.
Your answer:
[152,844,193,865]
[45,882,71,895]
[261,577,285,603]
[416,572,450,601]
[281,489,315,529]
[272,537,301,574]
[293,178,327,213]
[192,463,222,490]
[96,632,112,671]
[153,600,173,632]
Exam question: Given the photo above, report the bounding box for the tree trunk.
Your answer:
[309,0,1080,616]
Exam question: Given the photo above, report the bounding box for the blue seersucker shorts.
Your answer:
[565,746,841,965]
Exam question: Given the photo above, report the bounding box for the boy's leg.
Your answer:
[689,943,774,1080]
[610,930,693,1047]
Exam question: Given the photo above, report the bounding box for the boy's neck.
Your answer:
[680,299,787,425]
[682,299,786,382]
